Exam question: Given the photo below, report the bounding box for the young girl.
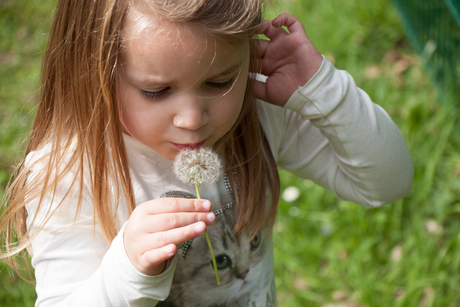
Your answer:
[1,0,413,306]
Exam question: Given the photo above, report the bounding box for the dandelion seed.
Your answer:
[173,148,222,285]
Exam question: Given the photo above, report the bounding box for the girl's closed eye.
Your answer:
[140,87,170,100]
[139,76,236,100]
[206,77,236,91]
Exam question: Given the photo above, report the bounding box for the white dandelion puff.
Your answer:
[174,148,222,186]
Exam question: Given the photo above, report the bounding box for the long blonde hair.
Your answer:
[0,0,280,277]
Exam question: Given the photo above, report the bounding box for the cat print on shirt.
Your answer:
[157,190,272,307]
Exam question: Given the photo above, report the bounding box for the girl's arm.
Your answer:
[25,164,171,306]
[26,149,214,306]
[255,14,413,206]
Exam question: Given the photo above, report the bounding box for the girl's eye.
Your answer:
[140,88,170,100]
[206,78,235,91]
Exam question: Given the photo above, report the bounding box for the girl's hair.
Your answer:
[0,0,280,277]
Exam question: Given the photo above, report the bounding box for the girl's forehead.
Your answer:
[122,3,245,51]
[124,3,197,41]
[119,9,250,81]
[122,21,243,61]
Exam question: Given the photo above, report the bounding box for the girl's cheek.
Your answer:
[224,99,244,130]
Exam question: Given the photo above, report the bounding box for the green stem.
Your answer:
[195,183,221,285]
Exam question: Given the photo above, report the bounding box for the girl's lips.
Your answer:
[172,141,205,151]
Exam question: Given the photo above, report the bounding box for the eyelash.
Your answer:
[140,88,170,100]
[206,78,236,90]
[140,78,236,100]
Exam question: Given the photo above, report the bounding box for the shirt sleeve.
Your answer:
[257,56,414,207]
[26,155,176,307]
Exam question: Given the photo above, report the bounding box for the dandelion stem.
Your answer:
[195,183,221,285]
[195,183,201,199]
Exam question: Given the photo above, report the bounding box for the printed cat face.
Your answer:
[162,205,272,307]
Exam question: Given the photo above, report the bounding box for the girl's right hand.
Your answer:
[123,198,215,276]
[255,13,323,107]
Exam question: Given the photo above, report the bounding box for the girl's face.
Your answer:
[118,15,250,161]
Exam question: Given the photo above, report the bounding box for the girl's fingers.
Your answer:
[254,80,268,102]
[256,39,270,59]
[255,39,279,76]
[138,197,212,215]
[259,20,288,40]
[125,198,214,275]
[139,211,216,233]
[125,217,209,275]
[145,221,208,251]
[139,244,177,276]
[271,13,306,35]
[258,14,305,41]
[257,19,272,35]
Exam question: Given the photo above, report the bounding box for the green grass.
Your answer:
[0,0,56,188]
[0,0,55,305]
[1,0,460,306]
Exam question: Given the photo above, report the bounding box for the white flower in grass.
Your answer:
[282,186,300,202]
[174,148,222,186]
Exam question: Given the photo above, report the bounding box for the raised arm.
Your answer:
[255,14,413,207]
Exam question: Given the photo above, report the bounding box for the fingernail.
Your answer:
[202,200,211,210]
[207,212,215,223]
[164,245,174,256]
[195,223,205,233]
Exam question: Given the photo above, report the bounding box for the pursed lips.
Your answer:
[172,140,205,151]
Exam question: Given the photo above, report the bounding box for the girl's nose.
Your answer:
[173,96,209,130]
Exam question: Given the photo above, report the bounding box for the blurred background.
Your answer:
[1,0,460,306]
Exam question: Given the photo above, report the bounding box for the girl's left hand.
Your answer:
[255,13,324,107]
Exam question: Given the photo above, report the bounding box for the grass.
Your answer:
[0,0,55,305]
[1,0,460,306]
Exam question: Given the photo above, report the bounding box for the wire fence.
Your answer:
[392,0,460,103]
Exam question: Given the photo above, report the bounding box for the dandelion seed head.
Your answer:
[173,148,222,186]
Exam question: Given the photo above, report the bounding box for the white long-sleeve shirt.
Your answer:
[26,57,413,306]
